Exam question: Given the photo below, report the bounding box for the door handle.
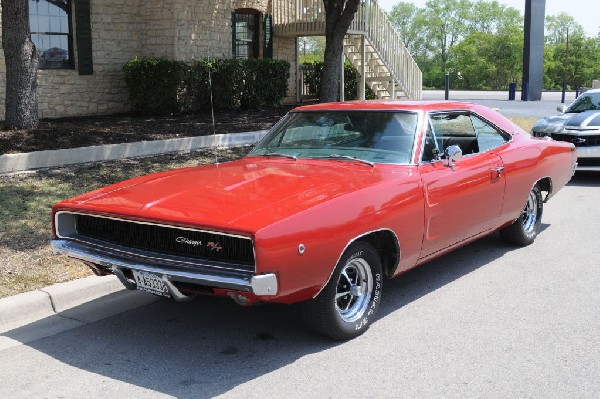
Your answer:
[490,166,504,179]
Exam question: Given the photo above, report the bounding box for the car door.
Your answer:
[418,111,509,259]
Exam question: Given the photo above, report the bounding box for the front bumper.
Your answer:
[51,239,278,300]
[573,147,600,171]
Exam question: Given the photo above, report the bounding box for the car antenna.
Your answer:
[208,60,218,166]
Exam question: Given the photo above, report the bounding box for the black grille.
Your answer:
[75,215,254,268]
[551,133,600,147]
[577,158,600,167]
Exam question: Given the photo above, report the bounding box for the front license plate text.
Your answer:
[132,270,171,298]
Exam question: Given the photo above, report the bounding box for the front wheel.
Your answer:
[300,242,383,340]
[500,184,543,246]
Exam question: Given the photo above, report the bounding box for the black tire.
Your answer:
[300,242,383,340]
[500,184,543,246]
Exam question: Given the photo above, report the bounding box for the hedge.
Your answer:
[123,57,290,115]
[302,61,377,101]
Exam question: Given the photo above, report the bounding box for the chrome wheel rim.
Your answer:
[335,258,373,322]
[522,190,539,235]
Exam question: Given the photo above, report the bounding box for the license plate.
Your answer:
[132,270,171,298]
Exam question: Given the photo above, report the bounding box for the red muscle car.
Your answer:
[51,101,576,340]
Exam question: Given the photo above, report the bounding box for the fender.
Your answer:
[312,228,401,298]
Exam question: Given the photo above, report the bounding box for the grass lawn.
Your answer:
[0,147,249,298]
[0,116,538,298]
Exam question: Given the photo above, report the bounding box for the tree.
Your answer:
[2,0,39,129]
[545,13,585,44]
[422,0,471,73]
[387,2,429,58]
[469,0,520,34]
[320,0,361,103]
[299,36,326,64]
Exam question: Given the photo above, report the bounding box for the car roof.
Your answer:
[292,100,484,113]
[582,88,600,95]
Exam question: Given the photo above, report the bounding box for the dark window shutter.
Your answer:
[263,14,273,59]
[231,12,237,58]
[75,0,93,75]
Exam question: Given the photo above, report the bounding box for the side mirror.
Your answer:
[445,145,462,168]
[557,105,567,114]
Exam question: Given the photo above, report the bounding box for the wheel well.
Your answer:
[359,230,400,278]
[536,177,552,201]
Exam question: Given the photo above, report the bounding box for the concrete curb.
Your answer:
[0,130,268,174]
[0,275,124,333]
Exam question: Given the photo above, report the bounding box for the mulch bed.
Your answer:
[0,105,294,154]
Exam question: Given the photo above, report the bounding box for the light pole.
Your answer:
[561,27,570,104]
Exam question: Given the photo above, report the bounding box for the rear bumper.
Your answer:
[51,239,278,300]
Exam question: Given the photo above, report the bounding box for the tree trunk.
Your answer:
[2,0,39,129]
[320,0,360,103]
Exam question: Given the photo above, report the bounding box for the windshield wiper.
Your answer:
[309,154,374,167]
[259,152,297,160]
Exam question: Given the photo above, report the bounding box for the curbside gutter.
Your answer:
[0,275,122,333]
[0,275,159,348]
[0,130,268,174]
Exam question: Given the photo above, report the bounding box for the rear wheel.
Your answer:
[301,242,383,340]
[500,184,543,246]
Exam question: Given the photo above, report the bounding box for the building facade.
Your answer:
[0,0,297,119]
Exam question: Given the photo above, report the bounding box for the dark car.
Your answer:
[532,89,600,171]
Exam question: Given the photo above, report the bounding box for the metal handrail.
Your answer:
[273,0,422,99]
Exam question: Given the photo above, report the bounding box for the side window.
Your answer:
[430,113,479,155]
[470,115,509,152]
[429,112,509,156]
[421,122,440,162]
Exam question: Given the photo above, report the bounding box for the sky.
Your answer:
[377,0,600,37]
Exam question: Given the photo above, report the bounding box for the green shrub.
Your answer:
[124,57,290,115]
[123,57,186,114]
[302,61,376,100]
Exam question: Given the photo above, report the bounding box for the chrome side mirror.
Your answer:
[445,145,462,168]
[557,105,567,114]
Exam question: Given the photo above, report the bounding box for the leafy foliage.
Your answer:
[302,61,376,101]
[123,57,186,115]
[386,0,600,90]
[123,57,290,115]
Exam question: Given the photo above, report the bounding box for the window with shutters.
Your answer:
[232,10,274,60]
[29,0,74,69]
[232,9,260,59]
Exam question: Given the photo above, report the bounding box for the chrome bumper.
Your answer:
[575,147,600,171]
[51,239,278,300]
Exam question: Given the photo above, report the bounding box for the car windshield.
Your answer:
[566,92,600,113]
[248,110,419,165]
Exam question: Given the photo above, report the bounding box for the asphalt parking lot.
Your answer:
[1,91,597,398]
[0,170,598,398]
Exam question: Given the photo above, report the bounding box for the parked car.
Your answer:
[52,101,576,340]
[532,88,600,171]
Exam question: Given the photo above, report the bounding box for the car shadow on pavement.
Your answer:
[568,171,600,187]
[2,233,533,398]
[378,233,526,319]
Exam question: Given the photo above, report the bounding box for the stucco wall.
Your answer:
[0,0,296,120]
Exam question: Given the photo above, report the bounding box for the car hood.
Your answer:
[534,110,600,133]
[57,158,394,233]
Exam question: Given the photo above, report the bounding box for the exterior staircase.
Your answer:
[273,0,422,100]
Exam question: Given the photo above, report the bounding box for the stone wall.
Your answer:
[0,0,143,119]
[0,0,297,120]
[274,36,298,104]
